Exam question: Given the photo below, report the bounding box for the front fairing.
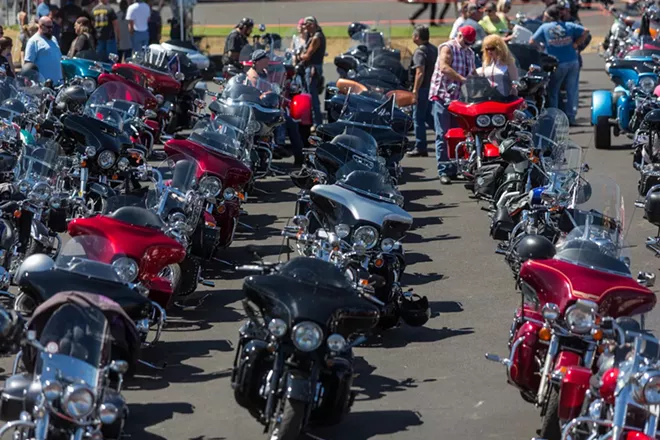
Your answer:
[61,113,129,155]
[61,58,110,81]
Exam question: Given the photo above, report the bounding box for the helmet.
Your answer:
[238,17,254,29]
[0,98,27,123]
[348,22,369,39]
[14,253,55,286]
[514,234,556,262]
[55,85,88,113]
[399,293,430,327]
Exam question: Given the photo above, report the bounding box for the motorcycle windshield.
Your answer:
[0,76,18,103]
[459,75,517,103]
[555,177,630,276]
[18,139,62,183]
[131,47,180,75]
[335,159,402,205]
[532,108,570,156]
[337,111,394,131]
[189,118,245,159]
[238,42,288,87]
[351,29,387,52]
[221,73,282,108]
[15,70,46,99]
[329,126,378,157]
[56,235,125,284]
[36,302,108,372]
[84,82,145,125]
[146,154,199,229]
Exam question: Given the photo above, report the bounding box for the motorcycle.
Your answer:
[0,291,137,440]
[61,49,114,94]
[231,257,380,440]
[485,177,657,440]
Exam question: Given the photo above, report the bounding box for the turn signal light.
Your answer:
[80,160,87,167]
[359,279,369,286]
[591,329,603,341]
[13,210,20,218]
[217,205,226,214]
[112,174,119,180]
[238,192,245,201]
[538,327,551,341]
[374,258,384,268]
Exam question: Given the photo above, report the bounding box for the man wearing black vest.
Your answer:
[298,16,325,128]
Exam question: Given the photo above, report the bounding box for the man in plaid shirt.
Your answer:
[429,26,476,185]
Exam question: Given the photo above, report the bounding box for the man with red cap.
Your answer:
[429,25,476,185]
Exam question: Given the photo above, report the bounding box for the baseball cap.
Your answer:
[458,25,477,44]
[304,16,318,25]
[251,49,268,62]
[298,18,305,26]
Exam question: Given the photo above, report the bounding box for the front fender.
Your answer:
[558,364,591,421]
[591,90,613,125]
[283,369,312,403]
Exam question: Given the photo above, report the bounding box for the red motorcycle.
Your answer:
[67,196,186,312]
[486,177,657,440]
[444,76,524,178]
[164,118,252,251]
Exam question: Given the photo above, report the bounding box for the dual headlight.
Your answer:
[564,300,597,334]
[476,114,507,128]
[62,384,95,418]
[639,76,657,94]
[269,319,346,353]
[353,226,379,250]
[97,150,116,170]
[199,176,222,198]
[81,78,97,95]
[112,257,139,283]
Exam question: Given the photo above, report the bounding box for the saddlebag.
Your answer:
[490,206,515,241]
[191,225,222,261]
[473,163,506,200]
[639,169,660,197]
[0,373,30,421]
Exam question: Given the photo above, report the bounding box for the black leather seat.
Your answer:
[109,206,164,229]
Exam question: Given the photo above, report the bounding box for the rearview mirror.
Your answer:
[27,330,36,342]
[528,64,542,73]
[110,360,129,374]
[638,271,656,288]
[308,135,322,145]
[513,109,527,121]
[291,215,310,229]
[174,72,185,81]
[581,163,590,173]
[108,53,119,63]
[259,24,266,32]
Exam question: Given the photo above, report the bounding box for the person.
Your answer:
[148,0,162,45]
[430,25,476,184]
[21,22,39,65]
[245,49,269,85]
[117,0,132,61]
[410,0,438,27]
[127,0,150,52]
[18,12,28,64]
[37,0,50,19]
[68,16,94,57]
[449,2,469,38]
[58,0,89,55]
[408,25,438,158]
[457,2,488,42]
[298,16,325,128]
[477,34,518,95]
[496,0,513,29]
[223,17,253,67]
[49,5,62,42]
[291,18,307,54]
[530,5,590,125]
[24,17,63,84]
[479,1,512,40]
[92,0,118,61]
[0,38,15,78]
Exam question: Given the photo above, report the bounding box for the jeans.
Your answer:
[433,100,457,177]
[305,65,323,126]
[96,40,117,62]
[275,115,304,160]
[548,61,580,124]
[413,88,435,153]
[131,31,150,53]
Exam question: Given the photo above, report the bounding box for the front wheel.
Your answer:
[269,399,306,440]
[594,116,611,150]
[539,386,562,440]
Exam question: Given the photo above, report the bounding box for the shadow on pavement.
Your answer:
[403,271,444,287]
[125,402,195,440]
[233,213,281,242]
[429,300,464,318]
[377,324,474,349]
[248,176,298,204]
[313,409,423,439]
[402,166,437,184]
[404,231,461,244]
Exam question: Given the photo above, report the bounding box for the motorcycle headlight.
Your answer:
[353,226,379,250]
[99,403,118,425]
[381,238,395,252]
[112,257,139,283]
[81,78,96,94]
[49,197,62,209]
[640,76,657,94]
[247,120,261,134]
[117,157,130,171]
[62,384,94,418]
[636,371,660,404]
[17,179,30,194]
[491,114,506,127]
[476,115,491,127]
[29,182,52,202]
[268,318,288,337]
[168,212,187,225]
[292,321,323,352]
[85,146,97,157]
[327,333,346,352]
[565,301,597,334]
[97,150,116,169]
[335,223,351,239]
[199,176,222,198]
[42,380,62,401]
[223,187,236,200]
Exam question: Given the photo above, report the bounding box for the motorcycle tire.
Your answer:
[269,399,305,440]
[594,116,611,150]
[165,263,182,297]
[539,386,561,440]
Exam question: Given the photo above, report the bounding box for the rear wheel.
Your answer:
[539,386,562,440]
[594,116,611,150]
[268,399,306,440]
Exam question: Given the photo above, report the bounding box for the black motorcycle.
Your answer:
[231,257,380,440]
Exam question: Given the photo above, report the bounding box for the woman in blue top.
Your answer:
[530,5,590,126]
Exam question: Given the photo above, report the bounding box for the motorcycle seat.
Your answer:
[109,206,164,229]
[336,78,368,95]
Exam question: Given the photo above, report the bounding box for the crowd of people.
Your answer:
[407,0,590,186]
[10,0,164,84]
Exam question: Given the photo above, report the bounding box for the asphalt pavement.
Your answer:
[3,55,656,439]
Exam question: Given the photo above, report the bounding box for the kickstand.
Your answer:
[138,359,167,370]
[174,293,211,311]
[252,186,273,195]
[238,221,257,231]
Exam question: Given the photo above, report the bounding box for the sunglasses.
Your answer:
[485,47,496,51]
[41,25,53,29]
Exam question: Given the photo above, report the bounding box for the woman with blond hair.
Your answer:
[477,34,519,96]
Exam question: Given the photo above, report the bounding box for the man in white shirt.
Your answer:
[24,16,63,84]
[127,0,150,52]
